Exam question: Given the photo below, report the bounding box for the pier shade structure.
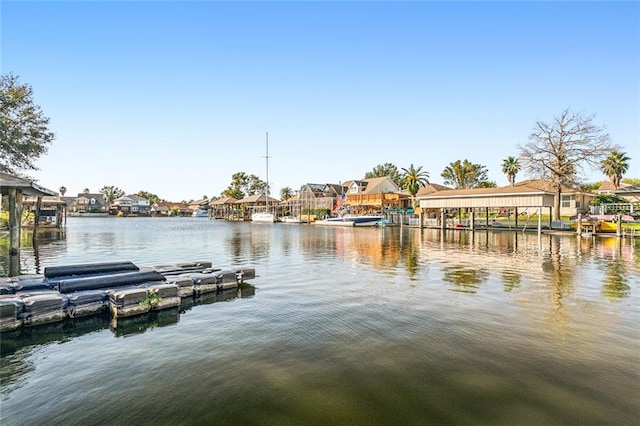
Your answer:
[1,172,59,275]
[417,184,556,234]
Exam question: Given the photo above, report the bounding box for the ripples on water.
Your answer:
[1,217,639,425]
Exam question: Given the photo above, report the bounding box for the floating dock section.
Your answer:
[0,261,256,332]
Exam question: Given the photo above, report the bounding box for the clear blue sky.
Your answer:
[3,1,639,201]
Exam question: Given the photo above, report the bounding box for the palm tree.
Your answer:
[502,156,521,187]
[280,187,294,201]
[601,150,630,189]
[59,186,67,196]
[401,164,429,208]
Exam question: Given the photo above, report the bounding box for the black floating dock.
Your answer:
[0,260,256,332]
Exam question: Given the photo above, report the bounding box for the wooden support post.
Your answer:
[577,213,582,235]
[440,208,446,231]
[616,214,622,237]
[34,196,42,233]
[8,188,22,255]
[515,207,518,229]
[485,207,489,228]
[470,210,475,231]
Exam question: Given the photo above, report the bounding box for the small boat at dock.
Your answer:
[192,209,208,218]
[279,216,304,224]
[570,214,636,233]
[314,215,384,227]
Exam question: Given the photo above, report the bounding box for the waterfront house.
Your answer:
[111,194,151,216]
[340,176,407,215]
[150,202,191,217]
[69,193,107,215]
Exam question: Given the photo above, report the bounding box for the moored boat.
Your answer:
[280,216,304,224]
[315,215,383,227]
[570,214,635,233]
[252,132,275,223]
[192,209,208,218]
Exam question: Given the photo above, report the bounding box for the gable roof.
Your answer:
[360,176,400,194]
[236,194,281,203]
[127,194,149,202]
[210,197,238,205]
[414,183,451,196]
[514,179,590,194]
[420,183,554,198]
[418,183,557,209]
[614,184,640,194]
[597,181,629,192]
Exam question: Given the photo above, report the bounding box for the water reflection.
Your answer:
[225,224,272,263]
[0,284,255,394]
[603,260,631,300]
[501,271,521,292]
[442,266,490,293]
[111,308,180,337]
[0,229,67,276]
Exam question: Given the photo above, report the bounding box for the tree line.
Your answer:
[2,73,634,221]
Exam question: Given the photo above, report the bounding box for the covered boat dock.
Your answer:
[417,184,557,235]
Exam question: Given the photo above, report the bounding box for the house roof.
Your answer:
[114,196,134,202]
[154,202,190,210]
[414,183,451,196]
[420,183,553,198]
[614,184,640,194]
[597,181,629,191]
[236,194,281,203]
[418,183,557,209]
[360,176,385,193]
[0,172,57,197]
[76,193,104,200]
[324,183,343,194]
[513,179,590,194]
[210,197,238,205]
[21,195,67,206]
[302,183,325,192]
[280,194,300,204]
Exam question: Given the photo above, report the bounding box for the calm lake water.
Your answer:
[1,217,639,425]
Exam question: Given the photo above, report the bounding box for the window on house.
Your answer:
[561,195,572,208]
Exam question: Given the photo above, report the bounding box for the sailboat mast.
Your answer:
[265,132,269,211]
